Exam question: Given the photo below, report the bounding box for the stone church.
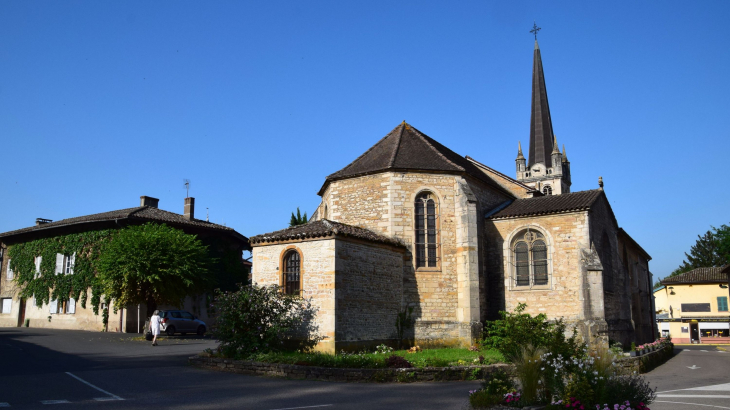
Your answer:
[250,40,657,353]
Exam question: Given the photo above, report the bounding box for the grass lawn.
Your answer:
[238,347,504,369]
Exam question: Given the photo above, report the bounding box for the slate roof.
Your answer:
[0,206,249,247]
[317,122,511,196]
[250,219,405,248]
[529,40,556,168]
[488,189,604,219]
[660,267,728,285]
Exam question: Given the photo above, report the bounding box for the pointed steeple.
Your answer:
[552,135,560,154]
[528,37,555,168]
[562,144,569,163]
[517,141,525,159]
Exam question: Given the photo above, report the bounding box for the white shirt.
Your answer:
[150,314,161,335]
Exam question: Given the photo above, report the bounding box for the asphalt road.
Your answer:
[0,328,478,409]
[645,345,730,410]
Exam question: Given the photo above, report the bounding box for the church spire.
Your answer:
[527,26,555,168]
[517,141,525,159]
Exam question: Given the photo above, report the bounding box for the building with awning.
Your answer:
[654,267,730,344]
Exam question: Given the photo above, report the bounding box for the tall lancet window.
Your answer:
[511,228,550,288]
[415,192,440,268]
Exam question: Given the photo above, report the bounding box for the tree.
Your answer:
[95,223,213,316]
[289,207,308,226]
[714,224,730,266]
[660,225,730,285]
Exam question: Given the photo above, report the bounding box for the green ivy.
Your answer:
[7,230,114,317]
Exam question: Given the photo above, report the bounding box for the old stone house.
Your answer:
[0,196,250,332]
[250,40,656,353]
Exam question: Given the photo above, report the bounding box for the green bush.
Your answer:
[212,284,321,358]
[482,303,584,359]
[481,368,516,396]
[600,374,657,405]
[468,390,503,408]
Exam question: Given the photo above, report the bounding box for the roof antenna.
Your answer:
[183,179,191,198]
[206,207,209,222]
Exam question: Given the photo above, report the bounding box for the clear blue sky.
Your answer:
[2,1,728,281]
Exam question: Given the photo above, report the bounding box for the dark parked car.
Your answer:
[158,310,207,336]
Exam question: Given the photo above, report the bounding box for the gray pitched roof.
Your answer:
[0,206,248,246]
[660,267,728,285]
[317,122,512,197]
[250,219,405,248]
[488,189,604,219]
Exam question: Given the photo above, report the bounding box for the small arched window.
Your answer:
[415,192,440,268]
[283,251,301,295]
[323,204,328,219]
[512,229,549,287]
[543,185,553,196]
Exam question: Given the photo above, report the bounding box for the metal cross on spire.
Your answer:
[530,22,541,40]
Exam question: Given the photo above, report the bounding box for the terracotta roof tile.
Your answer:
[318,122,512,197]
[660,267,728,285]
[0,206,242,239]
[488,189,603,219]
[250,219,405,248]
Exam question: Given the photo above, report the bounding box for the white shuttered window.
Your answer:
[34,256,42,278]
[67,298,76,314]
[6,259,12,280]
[1,298,11,313]
[55,253,64,275]
[49,299,58,314]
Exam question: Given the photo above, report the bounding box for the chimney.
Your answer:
[35,218,53,226]
[140,196,159,208]
[184,197,195,220]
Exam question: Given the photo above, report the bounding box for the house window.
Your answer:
[542,185,552,195]
[415,192,440,268]
[6,258,12,280]
[601,232,614,292]
[283,251,301,296]
[50,298,76,315]
[1,298,11,314]
[718,297,728,312]
[511,229,549,287]
[55,253,76,275]
[34,256,42,279]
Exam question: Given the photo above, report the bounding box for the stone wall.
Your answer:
[485,212,589,323]
[189,354,510,382]
[588,195,635,346]
[334,239,404,350]
[252,239,337,352]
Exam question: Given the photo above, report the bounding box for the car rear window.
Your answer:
[171,311,182,318]
[181,312,194,320]
[158,311,167,318]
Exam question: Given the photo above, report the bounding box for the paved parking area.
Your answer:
[0,328,477,409]
[645,345,730,410]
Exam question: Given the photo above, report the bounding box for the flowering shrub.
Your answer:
[374,344,394,354]
[212,284,321,358]
[636,337,671,352]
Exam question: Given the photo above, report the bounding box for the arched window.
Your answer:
[542,185,553,195]
[323,204,328,219]
[601,232,614,292]
[414,192,439,268]
[511,229,549,287]
[283,251,301,295]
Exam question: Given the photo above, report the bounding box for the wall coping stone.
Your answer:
[189,355,510,383]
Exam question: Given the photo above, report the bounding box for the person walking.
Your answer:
[150,310,161,346]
